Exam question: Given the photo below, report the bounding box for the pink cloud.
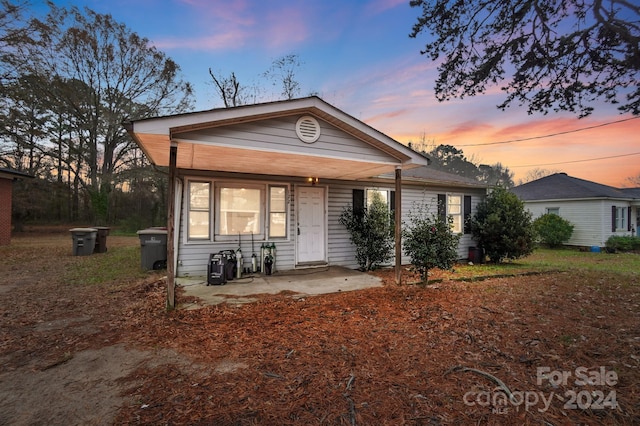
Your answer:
[365,0,409,16]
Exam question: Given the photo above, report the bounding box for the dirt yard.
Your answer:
[0,232,638,425]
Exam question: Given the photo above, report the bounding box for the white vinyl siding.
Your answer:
[177,175,486,277]
[523,199,634,247]
[178,116,396,164]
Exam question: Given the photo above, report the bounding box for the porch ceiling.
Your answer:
[136,133,404,180]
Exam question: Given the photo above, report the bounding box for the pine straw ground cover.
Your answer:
[0,232,639,425]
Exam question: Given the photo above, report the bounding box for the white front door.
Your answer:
[296,186,326,264]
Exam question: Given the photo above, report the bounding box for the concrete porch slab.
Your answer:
[177,266,382,309]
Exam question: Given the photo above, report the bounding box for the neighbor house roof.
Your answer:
[0,168,34,180]
[512,173,636,201]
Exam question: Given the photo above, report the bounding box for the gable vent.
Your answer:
[296,115,321,143]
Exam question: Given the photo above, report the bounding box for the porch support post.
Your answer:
[166,141,177,310]
[394,166,402,285]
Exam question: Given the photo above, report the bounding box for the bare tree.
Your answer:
[208,69,243,108]
[21,4,194,188]
[410,0,640,117]
[263,54,302,100]
[625,173,640,187]
[517,168,561,185]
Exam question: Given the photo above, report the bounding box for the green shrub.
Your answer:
[533,214,574,248]
[402,203,460,282]
[470,187,535,263]
[605,235,640,252]
[339,192,393,271]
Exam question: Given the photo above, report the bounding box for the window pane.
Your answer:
[190,182,210,210]
[189,211,210,239]
[219,187,261,235]
[367,189,388,207]
[269,213,287,237]
[189,182,210,239]
[447,195,462,233]
[270,187,286,212]
[451,216,462,233]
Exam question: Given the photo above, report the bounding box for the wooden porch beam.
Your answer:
[166,142,177,310]
[394,166,402,285]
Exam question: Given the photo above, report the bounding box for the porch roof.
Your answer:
[124,97,430,180]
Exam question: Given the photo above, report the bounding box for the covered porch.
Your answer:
[125,97,430,308]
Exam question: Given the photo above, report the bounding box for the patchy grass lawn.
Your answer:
[0,233,638,425]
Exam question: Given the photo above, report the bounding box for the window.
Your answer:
[615,206,627,231]
[186,180,289,241]
[269,186,287,238]
[217,185,262,236]
[188,181,210,239]
[546,208,560,215]
[366,189,389,208]
[438,193,471,234]
[447,195,463,233]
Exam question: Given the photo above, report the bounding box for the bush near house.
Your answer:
[402,203,460,282]
[339,192,393,271]
[469,186,535,263]
[605,235,640,253]
[533,213,574,248]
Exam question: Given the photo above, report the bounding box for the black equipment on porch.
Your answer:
[207,253,227,285]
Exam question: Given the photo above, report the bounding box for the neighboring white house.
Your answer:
[512,173,640,248]
[125,97,486,282]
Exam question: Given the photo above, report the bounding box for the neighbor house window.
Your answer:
[188,181,211,239]
[269,186,287,238]
[546,207,560,215]
[615,206,627,231]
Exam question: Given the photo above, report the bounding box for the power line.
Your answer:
[457,116,640,147]
[511,151,640,168]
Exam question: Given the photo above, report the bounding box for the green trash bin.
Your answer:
[93,226,110,253]
[69,228,98,256]
[137,228,168,270]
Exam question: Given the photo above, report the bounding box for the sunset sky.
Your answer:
[45,0,640,187]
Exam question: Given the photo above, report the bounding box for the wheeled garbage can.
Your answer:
[93,226,110,253]
[70,228,98,256]
[137,228,168,270]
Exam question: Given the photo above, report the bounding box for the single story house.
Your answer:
[125,97,486,306]
[0,167,33,246]
[512,173,640,247]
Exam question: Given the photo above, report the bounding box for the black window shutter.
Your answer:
[390,191,395,212]
[353,189,365,217]
[628,207,632,231]
[463,195,472,234]
[437,194,446,220]
[611,205,616,232]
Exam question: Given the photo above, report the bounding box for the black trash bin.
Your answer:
[137,228,168,270]
[93,226,110,253]
[468,246,484,264]
[70,228,98,256]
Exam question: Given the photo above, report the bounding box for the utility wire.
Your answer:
[511,151,640,168]
[457,116,640,147]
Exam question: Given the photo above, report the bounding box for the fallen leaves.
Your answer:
[1,234,638,425]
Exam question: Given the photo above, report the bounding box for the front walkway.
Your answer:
[177,266,382,309]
